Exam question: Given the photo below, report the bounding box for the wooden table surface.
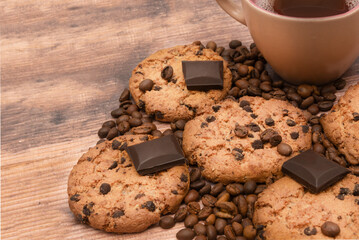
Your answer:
[1,0,358,239]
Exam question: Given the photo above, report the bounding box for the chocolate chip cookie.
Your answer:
[129,44,232,122]
[253,175,359,239]
[68,135,189,233]
[182,96,312,183]
[320,83,359,165]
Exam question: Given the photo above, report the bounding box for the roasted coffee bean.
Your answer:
[139,79,154,92]
[163,129,173,136]
[229,214,243,224]
[224,225,236,240]
[254,185,267,194]
[206,214,216,225]
[206,41,217,51]
[216,192,230,204]
[119,88,130,102]
[126,104,138,115]
[229,40,242,49]
[246,194,258,204]
[235,79,249,89]
[214,211,234,219]
[206,225,217,240]
[171,122,177,131]
[198,206,213,220]
[130,111,142,119]
[194,236,206,240]
[321,221,340,237]
[313,94,324,103]
[312,131,322,144]
[254,60,265,72]
[307,104,320,115]
[100,183,111,195]
[176,228,196,240]
[98,127,110,138]
[107,127,119,140]
[297,84,313,98]
[265,117,275,126]
[188,202,201,215]
[247,85,262,96]
[117,121,130,134]
[190,168,201,182]
[111,108,125,118]
[238,195,248,217]
[259,82,272,92]
[184,214,199,228]
[311,124,322,132]
[232,222,244,236]
[243,225,257,240]
[323,92,336,101]
[202,194,217,207]
[215,218,227,235]
[161,66,173,81]
[199,183,211,195]
[238,65,249,77]
[159,216,175,229]
[237,45,250,57]
[102,120,116,129]
[318,101,333,111]
[185,190,200,204]
[216,46,225,55]
[244,180,257,194]
[235,123,248,138]
[321,85,337,95]
[116,115,130,124]
[260,129,276,143]
[226,184,242,196]
[174,130,183,139]
[287,92,302,104]
[175,119,186,130]
[228,87,239,97]
[241,218,253,228]
[151,129,163,137]
[309,116,320,125]
[128,118,142,127]
[190,179,206,190]
[334,78,346,90]
[269,134,282,147]
[277,143,292,156]
[174,205,188,222]
[216,201,238,215]
[248,78,261,87]
[131,125,152,134]
[119,100,132,109]
[272,89,286,99]
[211,183,224,196]
[300,96,315,109]
[194,223,207,236]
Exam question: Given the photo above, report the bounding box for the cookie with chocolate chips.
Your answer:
[68,135,189,233]
[129,44,232,122]
[253,175,359,239]
[320,83,359,165]
[182,96,311,183]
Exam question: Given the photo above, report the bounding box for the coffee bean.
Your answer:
[277,143,292,156]
[206,41,217,51]
[216,202,238,216]
[185,190,200,204]
[235,123,248,138]
[175,119,186,130]
[211,183,224,196]
[300,96,314,109]
[333,78,346,90]
[244,180,257,194]
[313,94,324,103]
[269,134,282,147]
[259,82,272,92]
[139,79,154,92]
[297,84,313,98]
[202,194,217,207]
[176,228,196,240]
[232,222,244,236]
[102,120,115,129]
[184,214,198,228]
[206,225,217,240]
[131,111,142,119]
[320,85,337,95]
[246,194,258,204]
[199,183,211,195]
[321,221,340,237]
[235,79,249,89]
[190,168,201,182]
[311,124,322,132]
[117,121,130,134]
[98,127,110,138]
[191,179,206,190]
[194,236,206,240]
[260,129,276,143]
[111,108,125,118]
[237,45,250,57]
[161,66,173,81]
[323,92,336,101]
[287,92,303,104]
[116,115,130,124]
[307,104,319,115]
[313,142,325,154]
[151,130,163,137]
[206,214,216,225]
[198,206,213,220]
[247,85,262,96]
[238,65,249,77]
[226,184,242,196]
[265,117,275,126]
[216,46,225,55]
[126,104,138,115]
[174,205,188,222]
[100,183,111,195]
[194,223,207,236]
[163,129,173,136]
[318,101,333,111]
[128,118,142,127]
[242,218,253,228]
[106,127,118,140]
[243,225,257,240]
[228,87,239,97]
[187,202,201,215]
[254,60,265,72]
[215,218,227,235]
[224,225,236,240]
[174,130,183,139]
[248,78,261,87]
[229,214,243,225]
[119,88,130,102]
[238,195,248,217]
[159,216,175,229]
[229,40,242,49]
[308,116,319,125]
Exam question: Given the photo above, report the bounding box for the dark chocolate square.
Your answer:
[182,61,223,91]
[125,135,186,175]
[282,150,350,193]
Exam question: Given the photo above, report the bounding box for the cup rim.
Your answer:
[246,0,359,21]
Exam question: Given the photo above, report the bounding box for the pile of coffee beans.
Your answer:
[160,167,267,240]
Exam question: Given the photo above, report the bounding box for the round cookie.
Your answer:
[129,44,232,122]
[182,96,312,183]
[68,135,189,233]
[253,175,359,239]
[320,83,359,165]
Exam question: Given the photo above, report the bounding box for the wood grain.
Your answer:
[1,0,358,239]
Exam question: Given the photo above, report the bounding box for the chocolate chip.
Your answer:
[269,134,282,147]
[112,140,121,150]
[139,79,154,92]
[252,140,263,149]
[100,183,111,195]
[108,161,118,170]
[353,112,359,121]
[161,66,173,81]
[181,173,188,182]
[135,193,145,200]
[353,184,359,196]
[277,143,292,156]
[120,157,126,164]
[265,117,275,126]
[304,227,317,236]
[82,204,93,216]
[212,105,221,112]
[70,194,80,202]
[247,123,260,132]
[153,86,162,91]
[206,116,216,123]
[112,210,124,218]
[235,123,248,138]
[250,113,258,119]
[290,132,299,139]
[201,122,208,128]
[142,201,156,212]
[119,142,127,151]
[340,188,350,195]
[243,105,253,112]
[232,149,244,161]
[336,194,345,200]
[155,111,164,119]
[321,221,340,237]
[171,190,178,195]
[159,216,175,229]
[239,100,250,107]
[302,125,310,133]
[286,119,296,126]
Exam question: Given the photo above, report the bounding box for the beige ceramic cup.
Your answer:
[216,0,359,85]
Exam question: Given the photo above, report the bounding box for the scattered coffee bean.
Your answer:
[185,190,200,204]
[300,96,314,109]
[321,221,340,237]
[176,228,196,240]
[139,79,154,92]
[159,216,175,229]
[232,221,244,236]
[206,225,217,240]
[206,41,217,51]
[98,127,110,139]
[333,78,346,90]
[198,206,213,220]
[229,40,242,49]
[163,129,173,136]
[243,225,257,240]
[117,121,130,134]
[215,218,227,235]
[321,85,337,95]
[202,194,217,207]
[194,223,207,236]
[199,183,211,195]
[277,143,292,156]
[224,225,236,240]
[187,202,201,215]
[175,119,187,130]
[106,127,119,140]
[318,101,333,111]
[297,84,313,98]
[244,180,257,194]
[174,205,188,222]
[119,88,130,102]
[184,214,199,228]
[161,66,173,81]
[211,183,224,196]
[206,214,216,225]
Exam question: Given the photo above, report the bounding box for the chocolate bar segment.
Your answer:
[126,135,186,175]
[282,150,350,193]
[182,61,223,91]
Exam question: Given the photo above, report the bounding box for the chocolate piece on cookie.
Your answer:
[68,135,189,233]
[253,175,359,239]
[129,44,232,122]
[320,83,359,165]
[182,96,311,183]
